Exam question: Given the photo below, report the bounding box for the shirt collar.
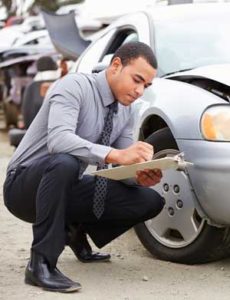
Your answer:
[95,70,116,107]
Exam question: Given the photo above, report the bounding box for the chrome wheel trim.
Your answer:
[145,149,205,249]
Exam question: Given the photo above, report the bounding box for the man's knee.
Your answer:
[47,153,80,180]
[139,188,165,220]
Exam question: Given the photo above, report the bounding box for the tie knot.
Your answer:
[109,101,118,114]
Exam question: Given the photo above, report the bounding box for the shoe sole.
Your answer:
[25,277,82,293]
[78,257,111,263]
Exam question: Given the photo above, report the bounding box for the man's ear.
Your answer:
[110,57,122,73]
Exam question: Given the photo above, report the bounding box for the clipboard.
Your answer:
[91,154,193,180]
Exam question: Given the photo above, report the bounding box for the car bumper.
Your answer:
[177,139,230,225]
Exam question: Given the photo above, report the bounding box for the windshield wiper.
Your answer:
[162,68,192,77]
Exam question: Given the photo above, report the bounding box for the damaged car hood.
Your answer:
[41,10,91,60]
[166,64,230,87]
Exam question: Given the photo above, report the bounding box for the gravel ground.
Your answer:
[1,119,230,300]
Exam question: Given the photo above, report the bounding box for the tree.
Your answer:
[1,0,14,17]
[31,0,60,12]
[30,0,83,15]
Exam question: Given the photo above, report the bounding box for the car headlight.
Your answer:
[201,105,230,141]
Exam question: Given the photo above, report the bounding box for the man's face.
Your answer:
[108,56,157,106]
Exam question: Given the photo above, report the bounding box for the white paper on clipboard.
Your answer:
[91,154,193,180]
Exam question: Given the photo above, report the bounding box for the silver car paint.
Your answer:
[135,78,225,140]
[132,78,230,224]
[76,5,230,226]
[179,139,230,225]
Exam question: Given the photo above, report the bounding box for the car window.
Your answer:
[99,31,138,66]
[76,29,116,73]
[100,30,138,60]
[155,13,230,76]
[76,29,138,73]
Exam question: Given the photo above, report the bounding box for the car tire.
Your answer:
[135,127,230,264]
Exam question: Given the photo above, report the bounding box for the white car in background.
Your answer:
[0,14,46,51]
[12,30,50,47]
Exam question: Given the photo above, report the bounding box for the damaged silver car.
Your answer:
[46,2,230,264]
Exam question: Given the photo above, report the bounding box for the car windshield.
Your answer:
[155,11,230,76]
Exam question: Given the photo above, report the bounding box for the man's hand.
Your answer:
[136,168,162,187]
[106,141,153,165]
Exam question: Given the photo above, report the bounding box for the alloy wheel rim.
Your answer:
[145,149,205,248]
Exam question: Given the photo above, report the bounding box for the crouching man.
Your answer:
[3,42,164,292]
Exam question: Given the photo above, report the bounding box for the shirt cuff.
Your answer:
[89,144,113,165]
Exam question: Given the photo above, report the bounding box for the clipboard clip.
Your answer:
[173,152,193,171]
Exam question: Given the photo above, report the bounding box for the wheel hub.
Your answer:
[145,150,205,248]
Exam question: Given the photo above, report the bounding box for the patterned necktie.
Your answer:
[93,101,118,219]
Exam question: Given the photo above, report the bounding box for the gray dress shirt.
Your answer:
[8,71,135,177]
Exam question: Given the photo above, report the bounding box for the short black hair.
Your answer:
[111,42,157,69]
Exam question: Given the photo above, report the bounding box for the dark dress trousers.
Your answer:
[3,71,164,268]
[3,153,164,268]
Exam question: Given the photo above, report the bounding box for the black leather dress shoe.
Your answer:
[68,225,111,263]
[71,245,111,263]
[25,251,81,293]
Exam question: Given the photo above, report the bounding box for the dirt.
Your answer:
[1,122,230,300]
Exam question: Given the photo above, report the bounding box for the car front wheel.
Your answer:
[135,127,230,264]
